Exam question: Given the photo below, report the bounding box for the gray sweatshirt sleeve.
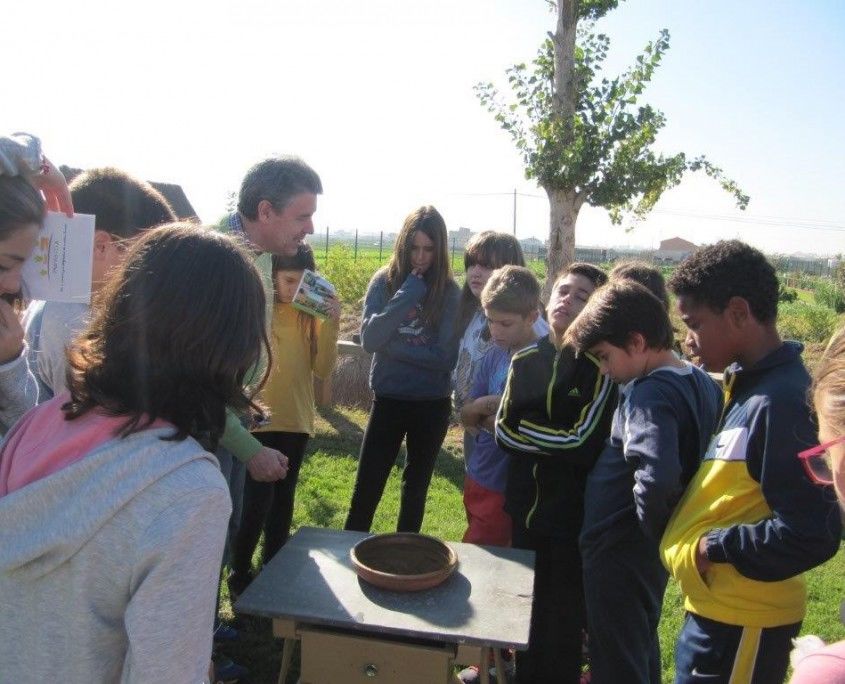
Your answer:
[122,486,231,684]
[0,133,42,176]
[360,272,427,353]
[0,348,39,434]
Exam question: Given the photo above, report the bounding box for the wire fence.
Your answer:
[312,227,838,279]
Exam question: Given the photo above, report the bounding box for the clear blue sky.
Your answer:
[4,1,843,255]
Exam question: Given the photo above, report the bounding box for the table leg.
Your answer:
[492,648,506,682]
[277,638,295,684]
[479,647,491,684]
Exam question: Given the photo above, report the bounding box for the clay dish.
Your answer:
[350,532,458,592]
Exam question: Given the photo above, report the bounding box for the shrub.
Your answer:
[814,280,845,313]
[317,245,379,305]
[778,284,798,304]
[778,301,839,343]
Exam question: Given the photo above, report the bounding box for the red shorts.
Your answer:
[462,475,512,547]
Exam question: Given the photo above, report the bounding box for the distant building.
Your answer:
[448,226,474,249]
[654,236,698,263]
[519,237,545,256]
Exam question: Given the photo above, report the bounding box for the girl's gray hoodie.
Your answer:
[0,428,231,683]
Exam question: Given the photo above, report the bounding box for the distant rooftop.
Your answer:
[60,166,199,221]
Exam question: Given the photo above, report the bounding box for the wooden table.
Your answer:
[235,526,534,684]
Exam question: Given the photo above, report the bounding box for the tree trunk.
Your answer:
[553,0,578,131]
[542,187,581,301]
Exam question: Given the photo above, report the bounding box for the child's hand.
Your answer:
[475,394,502,418]
[325,295,341,323]
[33,156,74,217]
[695,535,712,578]
[0,299,25,365]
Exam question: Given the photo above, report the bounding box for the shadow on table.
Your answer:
[357,570,475,628]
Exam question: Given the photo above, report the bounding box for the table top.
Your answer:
[235,526,534,649]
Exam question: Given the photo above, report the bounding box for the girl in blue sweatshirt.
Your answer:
[344,206,461,533]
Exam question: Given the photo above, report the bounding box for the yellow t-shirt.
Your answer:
[255,303,339,436]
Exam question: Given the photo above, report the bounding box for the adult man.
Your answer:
[217,156,322,482]
[212,157,322,681]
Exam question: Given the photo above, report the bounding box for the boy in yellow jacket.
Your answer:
[664,240,841,683]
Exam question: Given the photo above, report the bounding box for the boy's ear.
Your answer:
[725,296,752,328]
[92,230,111,260]
[526,308,540,325]
[626,331,647,354]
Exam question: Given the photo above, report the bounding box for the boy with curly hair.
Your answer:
[663,240,842,683]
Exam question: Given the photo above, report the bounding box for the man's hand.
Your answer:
[0,299,25,365]
[246,446,289,482]
[33,156,73,217]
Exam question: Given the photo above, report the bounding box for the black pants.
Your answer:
[581,527,667,684]
[516,534,586,684]
[231,431,310,578]
[344,395,451,533]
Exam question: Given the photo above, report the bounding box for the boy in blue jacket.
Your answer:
[566,280,723,684]
[663,240,841,684]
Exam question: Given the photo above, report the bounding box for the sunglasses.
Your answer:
[797,434,845,485]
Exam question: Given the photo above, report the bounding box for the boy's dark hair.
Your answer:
[481,265,541,317]
[238,156,323,220]
[271,243,316,274]
[559,262,608,290]
[69,168,176,239]
[64,223,269,448]
[566,280,674,353]
[610,260,669,310]
[667,240,778,323]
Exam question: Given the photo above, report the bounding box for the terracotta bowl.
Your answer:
[350,533,458,592]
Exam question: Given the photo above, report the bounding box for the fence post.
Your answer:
[354,229,358,262]
[379,231,383,263]
[325,225,329,263]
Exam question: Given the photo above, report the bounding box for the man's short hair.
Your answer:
[667,240,778,323]
[481,265,541,317]
[70,168,176,239]
[566,280,675,353]
[610,260,669,310]
[238,156,323,220]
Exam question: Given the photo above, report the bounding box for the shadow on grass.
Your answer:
[317,405,366,441]
[303,493,342,528]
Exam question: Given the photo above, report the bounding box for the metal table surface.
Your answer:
[235,526,534,650]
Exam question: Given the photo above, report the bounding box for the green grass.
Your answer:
[217,406,845,684]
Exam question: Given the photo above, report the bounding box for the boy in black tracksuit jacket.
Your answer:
[494,264,616,684]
